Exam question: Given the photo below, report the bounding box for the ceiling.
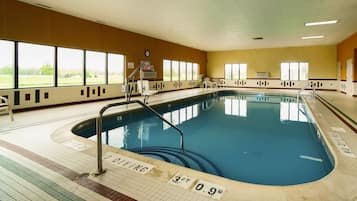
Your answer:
[18,0,357,51]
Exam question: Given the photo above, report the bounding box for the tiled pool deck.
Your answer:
[0,88,356,201]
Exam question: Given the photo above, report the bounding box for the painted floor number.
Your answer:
[192,180,225,200]
[168,173,195,189]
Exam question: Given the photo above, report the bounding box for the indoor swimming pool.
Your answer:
[72,91,333,185]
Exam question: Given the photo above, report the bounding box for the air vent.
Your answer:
[35,3,52,9]
[253,37,264,40]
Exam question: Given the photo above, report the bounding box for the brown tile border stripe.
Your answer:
[0,140,136,201]
[315,96,357,134]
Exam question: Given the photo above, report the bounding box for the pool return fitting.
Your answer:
[93,99,185,176]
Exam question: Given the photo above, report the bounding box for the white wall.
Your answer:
[0,80,200,110]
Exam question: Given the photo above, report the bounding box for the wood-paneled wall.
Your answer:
[0,0,207,79]
[337,32,357,81]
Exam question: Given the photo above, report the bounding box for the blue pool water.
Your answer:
[72,91,333,185]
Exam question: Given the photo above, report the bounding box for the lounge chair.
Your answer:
[0,96,14,121]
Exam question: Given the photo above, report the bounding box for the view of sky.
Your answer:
[18,42,54,69]
[58,47,83,70]
[0,40,14,68]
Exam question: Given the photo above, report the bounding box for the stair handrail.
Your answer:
[297,81,310,100]
[123,66,141,101]
[94,99,184,176]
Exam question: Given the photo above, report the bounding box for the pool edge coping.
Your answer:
[50,88,357,201]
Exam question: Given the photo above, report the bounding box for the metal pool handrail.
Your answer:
[94,99,185,176]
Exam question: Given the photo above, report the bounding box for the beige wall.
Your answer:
[207,45,337,79]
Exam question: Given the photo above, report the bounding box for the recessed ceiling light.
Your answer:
[301,35,324,39]
[305,20,338,26]
[252,37,264,40]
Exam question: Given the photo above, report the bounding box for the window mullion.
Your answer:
[238,64,241,80]
[54,47,58,87]
[83,50,86,85]
[170,60,172,81]
[105,53,108,85]
[298,62,301,80]
[287,63,289,80]
[14,41,18,89]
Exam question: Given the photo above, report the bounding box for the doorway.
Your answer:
[346,59,353,95]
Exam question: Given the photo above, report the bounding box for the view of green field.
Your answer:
[0,75,13,89]
[0,73,124,89]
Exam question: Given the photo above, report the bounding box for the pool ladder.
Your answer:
[298,81,317,99]
[93,99,185,176]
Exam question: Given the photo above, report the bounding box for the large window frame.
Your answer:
[0,40,15,89]
[0,39,127,90]
[85,50,106,85]
[224,63,247,80]
[163,59,199,81]
[163,59,171,81]
[107,53,125,84]
[18,42,55,88]
[57,47,84,86]
[280,62,309,81]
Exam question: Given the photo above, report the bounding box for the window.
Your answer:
[85,51,106,85]
[163,60,171,81]
[299,63,309,80]
[172,61,179,81]
[224,63,247,80]
[193,63,199,80]
[225,64,232,80]
[163,59,199,81]
[2,39,127,88]
[239,64,247,79]
[232,64,239,80]
[18,42,55,88]
[108,53,124,84]
[0,40,14,89]
[187,63,193,80]
[57,47,84,86]
[280,62,309,80]
[180,61,186,81]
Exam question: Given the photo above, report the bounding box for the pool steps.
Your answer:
[128,146,222,176]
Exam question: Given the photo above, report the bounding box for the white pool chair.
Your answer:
[217,79,226,88]
[0,96,14,121]
[203,78,218,88]
[137,80,158,104]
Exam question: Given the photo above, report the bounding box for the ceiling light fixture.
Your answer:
[305,20,338,26]
[301,35,324,39]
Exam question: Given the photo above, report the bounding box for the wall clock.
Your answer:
[144,49,150,57]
